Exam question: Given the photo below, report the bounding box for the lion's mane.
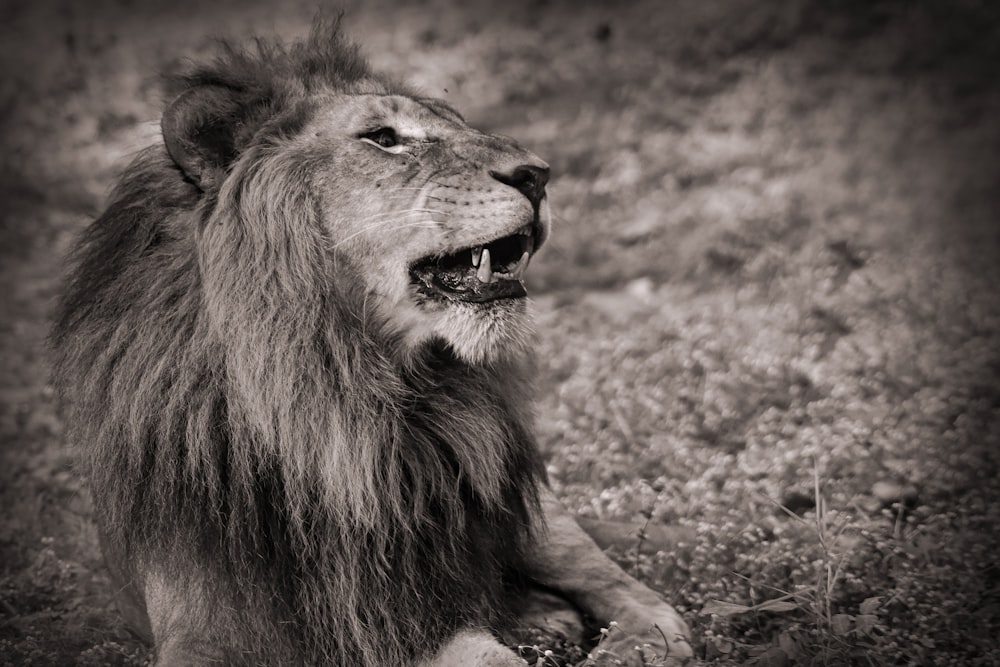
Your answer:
[53,22,543,666]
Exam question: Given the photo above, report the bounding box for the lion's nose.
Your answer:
[490,164,550,209]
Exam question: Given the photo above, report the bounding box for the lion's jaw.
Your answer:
[305,95,552,364]
[393,294,532,364]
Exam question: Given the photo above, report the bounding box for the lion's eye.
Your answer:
[366,128,397,147]
[360,128,404,153]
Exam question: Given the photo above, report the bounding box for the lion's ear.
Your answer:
[162,85,246,190]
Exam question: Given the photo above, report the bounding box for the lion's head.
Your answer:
[168,26,550,366]
[53,21,549,666]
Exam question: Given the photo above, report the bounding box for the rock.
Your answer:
[780,490,815,515]
[871,480,919,508]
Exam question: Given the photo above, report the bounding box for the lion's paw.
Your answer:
[590,610,693,666]
[422,629,527,667]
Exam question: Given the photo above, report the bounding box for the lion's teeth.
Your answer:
[477,248,493,283]
[512,251,530,280]
[471,246,482,267]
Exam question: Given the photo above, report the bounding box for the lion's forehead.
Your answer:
[310,93,465,139]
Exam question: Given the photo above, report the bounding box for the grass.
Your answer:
[1,0,998,665]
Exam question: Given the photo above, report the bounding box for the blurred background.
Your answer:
[1,0,998,664]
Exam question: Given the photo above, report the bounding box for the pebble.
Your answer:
[780,490,815,515]
[871,480,919,508]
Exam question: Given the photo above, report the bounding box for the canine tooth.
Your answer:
[512,251,530,280]
[477,248,493,283]
[520,234,535,254]
[471,246,482,267]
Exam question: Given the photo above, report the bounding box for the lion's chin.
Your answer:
[406,298,532,365]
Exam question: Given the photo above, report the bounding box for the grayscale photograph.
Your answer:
[1,1,997,665]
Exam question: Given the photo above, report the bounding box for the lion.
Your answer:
[52,20,691,666]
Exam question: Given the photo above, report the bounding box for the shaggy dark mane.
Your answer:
[53,21,543,666]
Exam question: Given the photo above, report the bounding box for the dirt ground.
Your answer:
[2,0,999,665]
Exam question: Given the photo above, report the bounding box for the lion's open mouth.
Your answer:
[411,223,536,303]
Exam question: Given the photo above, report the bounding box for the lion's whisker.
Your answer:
[355,208,443,226]
[330,220,439,249]
[351,208,441,225]
[331,210,441,243]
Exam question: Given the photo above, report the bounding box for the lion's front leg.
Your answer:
[419,630,527,667]
[142,571,232,666]
[524,487,693,664]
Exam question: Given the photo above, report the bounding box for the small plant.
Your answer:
[692,466,869,664]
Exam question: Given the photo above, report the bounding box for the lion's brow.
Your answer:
[418,97,465,123]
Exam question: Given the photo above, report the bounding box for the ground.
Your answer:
[1,0,999,665]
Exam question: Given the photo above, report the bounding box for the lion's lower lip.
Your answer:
[410,225,535,303]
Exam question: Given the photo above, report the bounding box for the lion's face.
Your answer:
[300,94,551,363]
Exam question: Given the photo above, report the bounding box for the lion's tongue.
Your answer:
[432,265,488,293]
